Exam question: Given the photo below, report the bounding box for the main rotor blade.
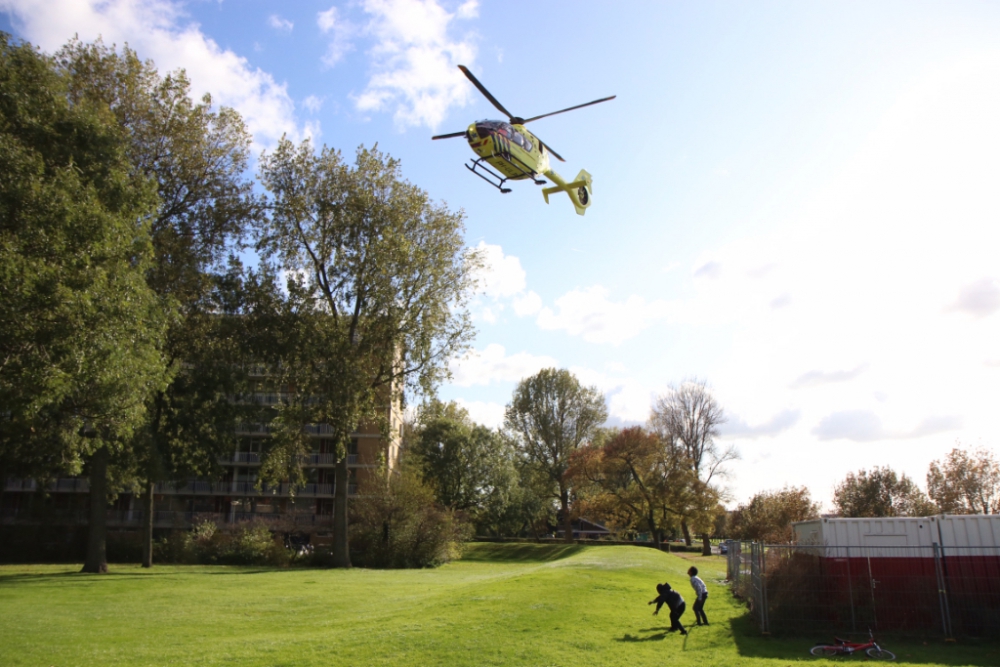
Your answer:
[521,95,617,124]
[538,139,565,163]
[458,65,515,120]
[432,131,467,140]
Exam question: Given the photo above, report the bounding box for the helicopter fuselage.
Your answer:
[465,120,550,181]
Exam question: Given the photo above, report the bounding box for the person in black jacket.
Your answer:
[648,582,687,634]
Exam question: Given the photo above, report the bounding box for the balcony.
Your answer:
[218,452,353,466]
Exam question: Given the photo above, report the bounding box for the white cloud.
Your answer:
[790,365,869,389]
[350,0,478,129]
[267,14,293,32]
[475,241,526,299]
[454,398,504,428]
[947,277,1000,318]
[1,0,307,151]
[512,291,542,317]
[303,95,324,113]
[317,6,355,67]
[535,286,671,346]
[449,344,557,387]
[455,1,478,19]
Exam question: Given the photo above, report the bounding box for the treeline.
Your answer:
[725,445,1000,543]
[0,34,478,570]
[408,372,736,555]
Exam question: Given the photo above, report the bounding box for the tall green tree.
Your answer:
[0,34,170,571]
[504,368,608,543]
[927,445,1000,514]
[256,139,480,567]
[833,466,937,518]
[56,39,257,570]
[649,379,736,554]
[410,401,518,528]
[729,486,820,543]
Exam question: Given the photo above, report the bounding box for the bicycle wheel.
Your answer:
[810,645,841,657]
[865,648,896,661]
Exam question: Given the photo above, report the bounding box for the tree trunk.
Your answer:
[141,479,154,568]
[701,533,712,556]
[681,519,692,546]
[331,455,351,568]
[561,488,573,543]
[81,446,109,573]
[647,511,661,549]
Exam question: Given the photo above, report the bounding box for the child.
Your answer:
[688,566,708,625]
[648,582,687,635]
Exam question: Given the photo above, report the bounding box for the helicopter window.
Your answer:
[510,130,531,151]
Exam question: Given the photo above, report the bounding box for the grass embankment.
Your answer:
[0,544,996,666]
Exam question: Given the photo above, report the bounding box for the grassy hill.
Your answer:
[0,544,995,666]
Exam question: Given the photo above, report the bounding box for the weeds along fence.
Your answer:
[725,541,1000,639]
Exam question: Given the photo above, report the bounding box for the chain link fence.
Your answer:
[725,540,1000,638]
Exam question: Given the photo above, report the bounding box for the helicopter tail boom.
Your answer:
[542,169,593,216]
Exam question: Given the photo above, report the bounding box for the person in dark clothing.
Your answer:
[688,566,709,626]
[648,582,687,634]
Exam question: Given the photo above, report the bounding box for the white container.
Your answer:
[793,514,1000,555]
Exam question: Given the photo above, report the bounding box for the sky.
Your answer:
[3,0,999,510]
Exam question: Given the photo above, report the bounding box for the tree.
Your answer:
[55,38,257,571]
[927,445,1000,514]
[649,379,736,554]
[256,139,480,567]
[833,466,937,518]
[0,34,171,572]
[504,368,608,543]
[729,486,820,543]
[566,426,699,547]
[409,401,518,527]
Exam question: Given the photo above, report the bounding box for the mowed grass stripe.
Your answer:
[1,545,995,666]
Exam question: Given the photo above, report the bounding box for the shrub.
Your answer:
[152,519,291,566]
[351,463,473,568]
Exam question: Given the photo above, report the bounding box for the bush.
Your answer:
[152,519,291,567]
[351,463,473,568]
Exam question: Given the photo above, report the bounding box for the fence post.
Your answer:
[932,542,954,640]
[845,545,856,632]
[759,543,770,635]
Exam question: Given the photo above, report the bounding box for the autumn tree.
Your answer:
[256,140,479,567]
[566,426,699,547]
[833,466,936,518]
[927,445,1000,514]
[504,368,608,543]
[56,39,257,570]
[649,379,736,554]
[0,35,172,572]
[729,486,820,543]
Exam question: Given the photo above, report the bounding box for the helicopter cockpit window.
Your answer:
[506,128,531,152]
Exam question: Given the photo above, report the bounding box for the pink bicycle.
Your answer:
[810,630,896,660]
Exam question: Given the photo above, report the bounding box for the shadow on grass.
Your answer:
[461,543,585,563]
[0,567,281,586]
[729,612,1000,666]
[616,626,688,643]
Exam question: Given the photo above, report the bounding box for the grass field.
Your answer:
[0,544,997,667]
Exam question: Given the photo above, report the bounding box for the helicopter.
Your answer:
[432,65,615,216]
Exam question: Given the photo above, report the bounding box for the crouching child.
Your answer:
[648,582,687,635]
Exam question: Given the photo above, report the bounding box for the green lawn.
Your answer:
[0,544,996,666]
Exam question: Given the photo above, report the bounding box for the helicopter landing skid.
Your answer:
[466,156,546,194]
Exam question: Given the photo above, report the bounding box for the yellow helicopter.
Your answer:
[433,65,615,216]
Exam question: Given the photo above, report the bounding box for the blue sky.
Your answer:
[4,1,999,509]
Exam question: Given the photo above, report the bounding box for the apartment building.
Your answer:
[0,367,404,544]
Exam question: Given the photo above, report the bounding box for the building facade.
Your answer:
[1,372,404,547]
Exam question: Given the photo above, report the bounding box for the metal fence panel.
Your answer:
[728,542,1000,638]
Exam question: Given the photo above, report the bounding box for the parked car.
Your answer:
[719,543,729,554]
